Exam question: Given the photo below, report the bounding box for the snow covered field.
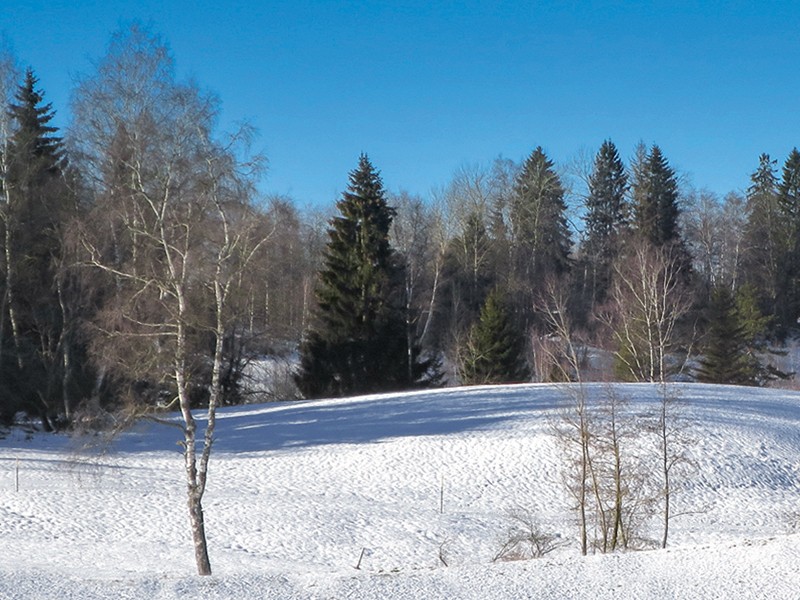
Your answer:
[1,383,799,599]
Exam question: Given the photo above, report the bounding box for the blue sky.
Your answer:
[1,1,799,206]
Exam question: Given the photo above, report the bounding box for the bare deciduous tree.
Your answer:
[682,189,747,295]
[70,23,266,576]
[391,191,442,378]
[535,278,591,555]
[601,241,694,548]
[539,278,660,554]
[604,241,692,383]
[493,507,565,562]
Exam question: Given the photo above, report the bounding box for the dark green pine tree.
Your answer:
[0,68,73,428]
[630,144,691,278]
[459,288,529,385]
[742,154,782,320]
[581,139,629,306]
[696,286,758,385]
[631,145,681,247]
[510,147,572,293]
[776,148,800,333]
[295,154,438,398]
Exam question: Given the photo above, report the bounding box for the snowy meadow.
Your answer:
[1,383,799,599]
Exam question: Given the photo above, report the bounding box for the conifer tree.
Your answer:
[776,148,800,332]
[295,155,438,398]
[510,147,572,283]
[630,144,691,280]
[742,154,782,318]
[581,140,629,306]
[0,68,73,429]
[696,285,758,385]
[459,288,529,385]
[631,145,681,247]
[508,147,572,326]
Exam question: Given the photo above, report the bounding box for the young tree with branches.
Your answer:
[71,23,265,575]
[459,287,528,385]
[602,241,694,548]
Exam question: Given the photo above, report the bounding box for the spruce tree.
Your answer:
[778,148,800,224]
[776,148,800,332]
[510,147,572,284]
[459,288,529,385]
[630,144,691,279]
[631,145,681,247]
[295,155,437,398]
[696,286,758,385]
[0,68,72,429]
[582,139,629,306]
[742,154,782,319]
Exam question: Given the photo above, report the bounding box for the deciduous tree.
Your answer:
[71,23,265,575]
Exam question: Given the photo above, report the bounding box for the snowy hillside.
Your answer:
[1,383,799,599]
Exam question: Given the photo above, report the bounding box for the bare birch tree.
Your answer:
[602,240,694,548]
[391,191,442,378]
[605,241,692,383]
[535,278,591,555]
[70,23,265,576]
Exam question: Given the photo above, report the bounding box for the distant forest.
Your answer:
[2,24,799,431]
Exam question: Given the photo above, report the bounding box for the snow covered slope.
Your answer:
[1,383,799,599]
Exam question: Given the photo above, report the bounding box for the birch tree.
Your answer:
[602,241,693,548]
[70,23,265,576]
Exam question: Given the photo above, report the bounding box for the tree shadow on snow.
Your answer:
[124,384,565,454]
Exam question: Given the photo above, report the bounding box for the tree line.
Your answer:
[3,21,799,576]
[2,24,800,433]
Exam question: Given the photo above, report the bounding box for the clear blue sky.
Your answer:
[2,1,799,205]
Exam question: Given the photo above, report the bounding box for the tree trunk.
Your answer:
[659,385,670,549]
[176,315,213,576]
[188,489,212,576]
[3,216,23,369]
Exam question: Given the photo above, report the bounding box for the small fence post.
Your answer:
[439,472,444,514]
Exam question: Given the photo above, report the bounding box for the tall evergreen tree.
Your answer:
[581,139,629,306]
[742,154,782,319]
[509,147,572,310]
[776,148,800,332]
[459,287,529,385]
[295,155,437,398]
[778,148,800,224]
[0,68,74,429]
[631,145,681,247]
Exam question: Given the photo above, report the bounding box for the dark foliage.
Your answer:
[459,288,529,385]
[295,155,440,398]
[695,286,758,385]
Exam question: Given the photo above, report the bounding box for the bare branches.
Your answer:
[493,508,565,562]
[602,240,692,382]
[68,23,270,576]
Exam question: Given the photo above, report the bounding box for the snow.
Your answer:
[1,383,800,598]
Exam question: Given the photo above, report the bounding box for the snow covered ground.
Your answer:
[1,383,799,599]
